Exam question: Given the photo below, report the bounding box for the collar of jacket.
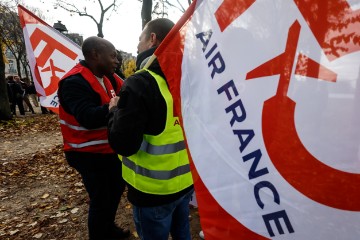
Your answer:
[137,48,166,80]
[79,59,89,69]
[136,47,157,70]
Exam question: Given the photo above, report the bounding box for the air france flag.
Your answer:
[155,0,360,239]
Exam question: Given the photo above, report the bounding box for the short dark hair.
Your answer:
[144,18,175,42]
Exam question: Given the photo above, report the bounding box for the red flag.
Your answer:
[18,5,83,114]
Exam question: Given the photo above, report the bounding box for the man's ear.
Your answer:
[90,49,99,61]
[149,32,160,47]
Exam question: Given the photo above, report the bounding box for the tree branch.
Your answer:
[56,0,99,24]
[97,0,104,11]
[54,0,120,37]
[163,0,185,13]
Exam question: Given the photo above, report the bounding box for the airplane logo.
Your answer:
[40,58,65,96]
[246,20,360,211]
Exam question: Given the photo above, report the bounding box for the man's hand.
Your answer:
[109,96,120,110]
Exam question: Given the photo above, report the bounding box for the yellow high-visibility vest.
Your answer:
[120,69,193,195]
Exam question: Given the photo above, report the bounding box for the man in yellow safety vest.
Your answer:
[108,18,194,240]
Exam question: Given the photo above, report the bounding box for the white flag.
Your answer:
[156,0,360,239]
[18,5,83,114]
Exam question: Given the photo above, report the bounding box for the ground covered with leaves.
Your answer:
[0,114,201,239]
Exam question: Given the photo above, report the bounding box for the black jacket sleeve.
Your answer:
[58,74,109,129]
[107,72,166,156]
[107,75,148,156]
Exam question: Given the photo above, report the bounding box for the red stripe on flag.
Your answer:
[215,0,256,32]
[191,162,270,240]
[294,0,360,60]
[156,0,199,119]
[295,54,337,82]
[18,4,52,29]
[30,28,78,67]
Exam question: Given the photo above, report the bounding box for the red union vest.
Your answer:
[59,63,123,153]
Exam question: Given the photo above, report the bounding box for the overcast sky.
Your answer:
[21,0,185,56]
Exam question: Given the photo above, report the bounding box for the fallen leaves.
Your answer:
[0,115,60,138]
[28,222,37,227]
[9,229,19,235]
[70,208,79,214]
[33,233,43,238]
[0,114,203,239]
[0,116,90,239]
[41,193,49,199]
[132,231,139,238]
[58,219,68,224]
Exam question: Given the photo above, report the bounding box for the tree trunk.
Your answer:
[21,57,29,80]
[29,66,34,82]
[97,22,104,38]
[0,50,12,120]
[15,56,23,78]
[141,0,153,29]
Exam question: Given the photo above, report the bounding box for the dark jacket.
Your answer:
[20,81,30,95]
[27,83,37,95]
[58,60,115,161]
[107,47,193,207]
[7,82,14,103]
[108,47,166,156]
[8,80,24,100]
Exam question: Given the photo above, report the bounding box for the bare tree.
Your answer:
[0,0,45,120]
[163,0,187,13]
[54,0,121,38]
[0,46,12,120]
[20,55,30,79]
[0,6,26,79]
[141,0,153,29]
[139,0,193,29]
[0,2,14,120]
[153,1,168,18]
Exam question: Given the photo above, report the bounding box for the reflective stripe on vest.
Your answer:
[122,156,190,180]
[140,139,186,155]
[59,63,120,153]
[59,120,107,131]
[67,139,109,148]
[121,69,193,195]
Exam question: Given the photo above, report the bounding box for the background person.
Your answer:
[7,75,25,116]
[26,80,40,107]
[20,77,35,114]
[106,50,125,88]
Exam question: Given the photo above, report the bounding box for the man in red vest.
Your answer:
[58,36,129,240]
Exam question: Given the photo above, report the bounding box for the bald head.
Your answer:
[81,36,119,77]
[82,36,115,60]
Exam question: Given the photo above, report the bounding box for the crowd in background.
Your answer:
[6,75,50,115]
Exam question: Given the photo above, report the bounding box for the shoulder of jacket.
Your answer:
[127,71,156,84]
[59,74,96,95]
[61,74,89,86]
[123,71,159,95]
